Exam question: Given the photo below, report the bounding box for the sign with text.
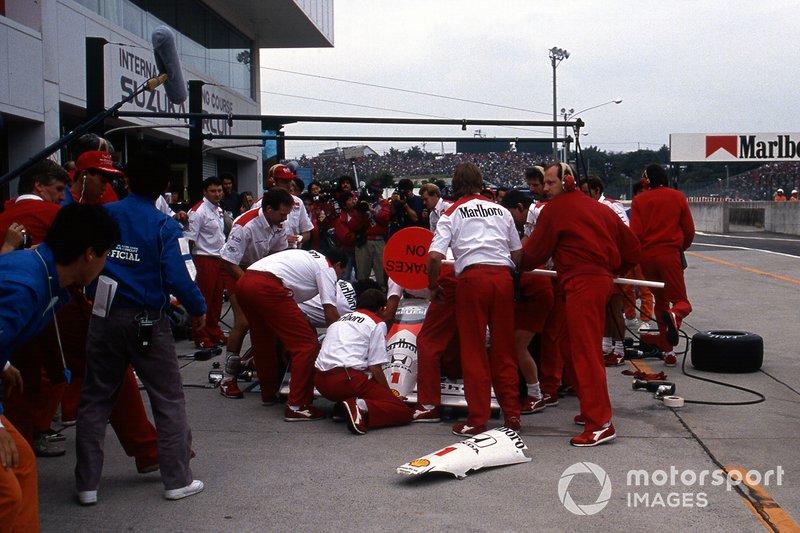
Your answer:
[383,227,434,290]
[104,43,259,154]
[671,133,800,162]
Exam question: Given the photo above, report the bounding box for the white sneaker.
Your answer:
[165,480,204,500]
[638,320,657,333]
[625,317,640,330]
[78,490,97,506]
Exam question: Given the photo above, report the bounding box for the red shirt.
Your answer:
[0,196,61,244]
[630,186,695,258]
[523,190,640,283]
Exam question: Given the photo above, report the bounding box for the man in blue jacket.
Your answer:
[75,151,207,505]
[0,203,119,532]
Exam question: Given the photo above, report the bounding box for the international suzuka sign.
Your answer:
[671,133,800,162]
[383,227,434,290]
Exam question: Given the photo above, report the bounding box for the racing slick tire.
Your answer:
[691,331,763,373]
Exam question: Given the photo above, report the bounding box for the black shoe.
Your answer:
[32,433,66,457]
[662,311,679,346]
[43,428,66,442]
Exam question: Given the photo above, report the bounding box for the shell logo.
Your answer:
[408,459,430,467]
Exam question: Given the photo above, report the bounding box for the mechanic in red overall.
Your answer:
[428,162,522,436]
[630,164,695,365]
[523,163,640,447]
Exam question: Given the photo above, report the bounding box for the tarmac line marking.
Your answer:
[724,466,800,533]
[692,242,800,259]
[686,252,800,285]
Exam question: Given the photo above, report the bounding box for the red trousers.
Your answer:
[622,264,654,320]
[456,266,520,426]
[236,271,319,406]
[514,273,554,332]
[4,319,67,442]
[538,281,568,399]
[315,368,412,427]
[563,275,614,431]
[192,255,226,344]
[0,416,38,533]
[640,252,692,352]
[416,265,460,406]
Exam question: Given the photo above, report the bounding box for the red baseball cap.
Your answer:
[75,151,124,177]
[270,164,297,181]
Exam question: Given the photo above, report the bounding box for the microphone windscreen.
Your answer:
[151,25,187,105]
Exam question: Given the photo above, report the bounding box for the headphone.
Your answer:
[558,162,576,192]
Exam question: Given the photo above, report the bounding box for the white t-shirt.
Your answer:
[314,310,389,372]
[428,197,453,234]
[248,249,338,305]
[599,194,630,226]
[155,195,175,217]
[299,280,357,328]
[185,197,225,256]
[221,207,287,268]
[430,194,520,275]
[524,201,547,238]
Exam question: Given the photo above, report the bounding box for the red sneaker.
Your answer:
[604,352,625,367]
[662,311,680,346]
[284,404,325,422]
[543,395,559,407]
[219,378,244,399]
[342,399,367,435]
[411,405,441,423]
[451,423,487,436]
[570,424,616,447]
[520,396,547,414]
[663,352,678,367]
[574,414,585,426]
[504,416,521,431]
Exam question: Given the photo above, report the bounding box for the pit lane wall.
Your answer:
[688,201,800,235]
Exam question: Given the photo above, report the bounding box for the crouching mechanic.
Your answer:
[235,248,348,420]
[0,203,118,531]
[314,289,413,434]
[76,151,206,504]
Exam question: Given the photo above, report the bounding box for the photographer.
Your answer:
[389,178,425,236]
[333,191,360,280]
[354,181,391,288]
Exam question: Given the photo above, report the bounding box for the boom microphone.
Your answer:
[151,26,187,105]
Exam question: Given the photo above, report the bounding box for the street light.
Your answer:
[549,47,569,160]
[560,99,622,162]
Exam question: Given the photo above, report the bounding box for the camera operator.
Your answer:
[354,181,390,288]
[389,178,425,236]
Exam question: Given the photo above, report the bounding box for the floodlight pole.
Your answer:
[549,47,569,161]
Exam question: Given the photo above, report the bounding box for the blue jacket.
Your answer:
[0,244,69,414]
[103,194,205,317]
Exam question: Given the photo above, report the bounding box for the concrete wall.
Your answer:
[689,202,800,235]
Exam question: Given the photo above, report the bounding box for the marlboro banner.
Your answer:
[671,133,800,162]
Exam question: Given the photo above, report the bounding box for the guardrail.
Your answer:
[688,201,800,235]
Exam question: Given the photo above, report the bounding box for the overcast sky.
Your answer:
[259,0,800,159]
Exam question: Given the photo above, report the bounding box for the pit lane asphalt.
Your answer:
[37,232,800,532]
